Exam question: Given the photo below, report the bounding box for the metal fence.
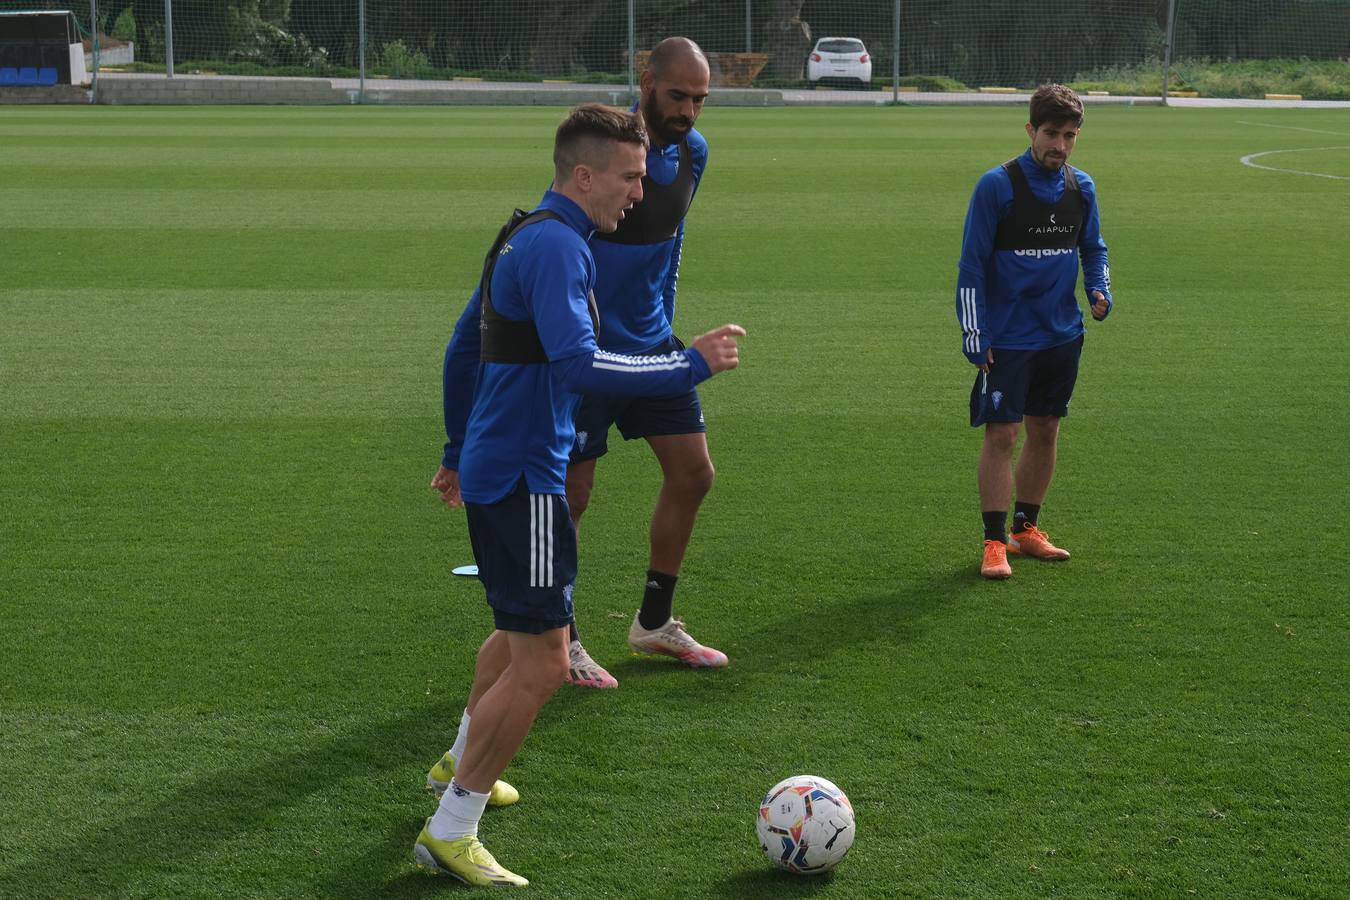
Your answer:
[5,0,1348,102]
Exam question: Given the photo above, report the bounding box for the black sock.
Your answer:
[982,511,1007,544]
[1013,503,1040,534]
[568,622,580,644]
[638,570,678,631]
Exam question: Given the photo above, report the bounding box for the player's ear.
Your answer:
[572,163,593,192]
[1025,122,1036,140]
[639,68,655,95]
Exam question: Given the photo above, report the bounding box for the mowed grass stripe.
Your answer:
[2,105,1348,898]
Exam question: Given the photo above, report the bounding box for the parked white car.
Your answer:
[806,37,871,88]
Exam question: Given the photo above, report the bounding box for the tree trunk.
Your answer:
[762,0,811,80]
[528,0,608,76]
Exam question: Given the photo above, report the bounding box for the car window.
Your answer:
[818,40,865,54]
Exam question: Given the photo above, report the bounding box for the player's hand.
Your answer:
[1090,291,1112,321]
[690,324,746,374]
[963,346,992,372]
[431,465,463,509]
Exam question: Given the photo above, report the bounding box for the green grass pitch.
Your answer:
[2,103,1348,898]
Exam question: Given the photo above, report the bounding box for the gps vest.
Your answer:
[479,208,600,364]
[592,139,696,246]
[993,159,1084,251]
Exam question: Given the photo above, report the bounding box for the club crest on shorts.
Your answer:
[575,430,588,451]
[992,390,1004,409]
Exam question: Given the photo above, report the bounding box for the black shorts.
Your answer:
[570,335,705,463]
[465,478,576,634]
[970,335,1083,427]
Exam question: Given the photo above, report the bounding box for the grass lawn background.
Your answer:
[2,104,1347,898]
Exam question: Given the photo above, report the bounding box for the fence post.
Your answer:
[164,0,173,77]
[892,0,900,103]
[627,0,635,101]
[1162,0,1178,104]
[745,0,751,53]
[358,0,366,103]
[90,0,99,102]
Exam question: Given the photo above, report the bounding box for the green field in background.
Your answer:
[2,104,1347,898]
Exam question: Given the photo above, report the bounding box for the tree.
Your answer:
[762,0,811,79]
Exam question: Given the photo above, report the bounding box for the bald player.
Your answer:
[433,38,725,690]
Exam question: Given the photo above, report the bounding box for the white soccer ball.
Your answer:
[756,774,855,874]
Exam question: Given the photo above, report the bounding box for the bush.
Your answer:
[377,40,439,81]
[229,22,329,70]
[111,9,136,43]
[1072,58,1350,100]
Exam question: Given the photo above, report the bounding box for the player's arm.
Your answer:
[661,135,708,329]
[556,332,736,398]
[433,289,484,508]
[1077,176,1113,321]
[660,220,685,328]
[956,170,1005,368]
[523,229,739,395]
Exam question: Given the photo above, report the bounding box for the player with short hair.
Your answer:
[955,84,1113,579]
[433,37,722,689]
[413,103,744,887]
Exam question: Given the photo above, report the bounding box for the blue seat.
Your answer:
[37,67,57,85]
[17,67,38,85]
[0,68,18,85]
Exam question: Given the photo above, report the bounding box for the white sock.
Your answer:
[428,779,489,841]
[449,709,470,766]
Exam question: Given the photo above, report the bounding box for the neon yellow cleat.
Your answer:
[425,752,520,807]
[413,820,528,887]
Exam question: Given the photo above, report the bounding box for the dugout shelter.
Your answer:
[0,9,88,86]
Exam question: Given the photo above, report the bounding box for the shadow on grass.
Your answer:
[599,564,977,687]
[1,568,977,896]
[0,703,462,898]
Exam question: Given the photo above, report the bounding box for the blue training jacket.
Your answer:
[956,148,1111,361]
[442,131,708,471]
[591,127,708,353]
[455,191,712,504]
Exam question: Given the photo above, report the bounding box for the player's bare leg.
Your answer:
[1014,414,1059,505]
[979,422,1019,513]
[628,432,727,666]
[565,458,598,531]
[1009,414,1070,559]
[418,628,567,887]
[555,458,618,688]
[454,628,569,792]
[645,432,714,575]
[426,630,520,805]
[466,630,511,715]
[978,422,1019,578]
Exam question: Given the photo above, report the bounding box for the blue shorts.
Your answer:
[570,335,705,462]
[970,335,1083,427]
[465,478,576,634]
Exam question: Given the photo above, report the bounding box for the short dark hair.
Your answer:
[553,104,649,182]
[1029,84,1083,129]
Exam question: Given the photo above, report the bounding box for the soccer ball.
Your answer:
[756,775,855,874]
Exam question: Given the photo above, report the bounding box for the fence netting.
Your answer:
[3,1,1346,101]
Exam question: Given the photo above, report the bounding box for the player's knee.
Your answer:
[1024,416,1060,445]
[519,651,569,699]
[673,458,715,500]
[984,423,1020,454]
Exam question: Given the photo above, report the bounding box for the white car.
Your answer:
[806,37,872,88]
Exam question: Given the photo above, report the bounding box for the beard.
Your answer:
[642,94,692,146]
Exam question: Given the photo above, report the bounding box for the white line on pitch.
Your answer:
[1238,120,1350,138]
[1239,146,1350,180]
